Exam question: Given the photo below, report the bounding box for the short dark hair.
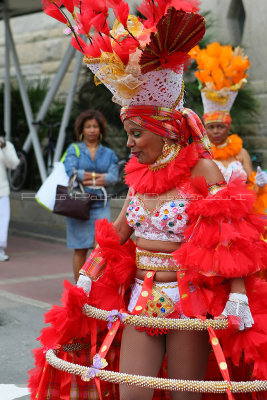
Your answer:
[74,109,107,142]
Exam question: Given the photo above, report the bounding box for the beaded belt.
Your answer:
[136,248,181,271]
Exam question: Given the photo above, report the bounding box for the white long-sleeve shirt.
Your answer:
[0,141,20,197]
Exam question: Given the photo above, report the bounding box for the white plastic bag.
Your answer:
[35,162,69,211]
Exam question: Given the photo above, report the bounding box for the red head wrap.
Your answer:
[120,105,212,159]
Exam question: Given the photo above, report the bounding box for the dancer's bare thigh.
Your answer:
[166,330,210,400]
[119,325,166,400]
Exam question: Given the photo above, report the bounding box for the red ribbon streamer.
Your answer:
[199,316,235,400]
[131,271,156,316]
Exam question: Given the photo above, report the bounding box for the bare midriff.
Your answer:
[135,237,182,282]
[133,188,184,282]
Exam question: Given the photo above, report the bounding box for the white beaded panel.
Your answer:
[126,195,189,242]
[87,63,184,109]
[201,91,238,114]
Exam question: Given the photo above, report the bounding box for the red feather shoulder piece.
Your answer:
[140,7,205,73]
[174,178,267,279]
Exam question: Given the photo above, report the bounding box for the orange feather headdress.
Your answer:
[190,42,250,125]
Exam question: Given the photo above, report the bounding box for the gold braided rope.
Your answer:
[83,304,228,330]
[46,349,267,393]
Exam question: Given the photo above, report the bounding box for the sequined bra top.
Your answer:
[126,191,189,242]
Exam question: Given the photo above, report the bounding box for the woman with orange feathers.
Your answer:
[191,42,267,215]
[28,1,267,400]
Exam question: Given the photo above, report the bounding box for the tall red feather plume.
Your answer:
[62,0,75,13]
[90,12,110,35]
[43,4,68,24]
[93,33,113,53]
[137,0,200,28]
[168,0,200,12]
[71,36,101,57]
[42,0,62,9]
[107,0,130,28]
[42,0,75,17]
[113,35,140,64]
[137,0,166,29]
[76,10,93,34]
[140,7,205,73]
[117,1,130,28]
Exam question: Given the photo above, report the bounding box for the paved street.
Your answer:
[0,234,75,400]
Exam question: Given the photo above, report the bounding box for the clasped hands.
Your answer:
[82,171,105,187]
[215,292,254,331]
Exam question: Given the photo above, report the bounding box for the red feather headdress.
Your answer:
[42,0,206,108]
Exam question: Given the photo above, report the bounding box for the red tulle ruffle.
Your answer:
[174,178,267,278]
[88,219,136,311]
[125,143,199,195]
[27,281,99,399]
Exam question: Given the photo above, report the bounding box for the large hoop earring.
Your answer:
[162,140,172,157]
[79,133,84,142]
[99,133,103,142]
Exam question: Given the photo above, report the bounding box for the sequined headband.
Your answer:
[203,111,232,127]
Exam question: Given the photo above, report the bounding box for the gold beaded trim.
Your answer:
[172,80,185,110]
[136,250,181,271]
[82,304,228,331]
[135,280,178,290]
[208,183,227,196]
[46,349,267,393]
[83,57,102,65]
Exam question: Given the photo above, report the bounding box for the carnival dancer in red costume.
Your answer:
[28,1,267,400]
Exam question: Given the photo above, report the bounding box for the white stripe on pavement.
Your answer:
[0,272,73,286]
[0,289,51,308]
[0,385,29,400]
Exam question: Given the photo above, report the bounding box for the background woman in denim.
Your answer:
[64,109,118,281]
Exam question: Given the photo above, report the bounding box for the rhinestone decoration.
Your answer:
[125,195,188,242]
